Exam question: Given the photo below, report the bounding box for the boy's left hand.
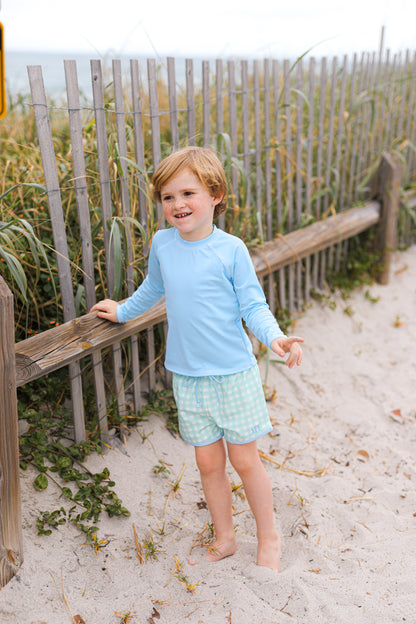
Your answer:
[270,336,304,369]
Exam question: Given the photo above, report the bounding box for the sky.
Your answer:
[2,0,416,59]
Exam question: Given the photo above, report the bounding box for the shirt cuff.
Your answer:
[116,303,125,323]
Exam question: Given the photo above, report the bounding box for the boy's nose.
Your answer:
[174,196,186,209]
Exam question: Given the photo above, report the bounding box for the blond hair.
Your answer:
[152,147,228,218]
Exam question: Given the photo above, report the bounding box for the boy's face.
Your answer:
[160,168,222,241]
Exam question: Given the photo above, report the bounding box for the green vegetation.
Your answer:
[18,371,178,542]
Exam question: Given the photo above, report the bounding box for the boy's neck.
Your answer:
[178,224,215,242]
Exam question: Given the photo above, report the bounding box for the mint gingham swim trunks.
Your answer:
[172,365,272,447]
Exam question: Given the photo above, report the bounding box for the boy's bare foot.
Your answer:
[257,532,281,572]
[205,537,237,562]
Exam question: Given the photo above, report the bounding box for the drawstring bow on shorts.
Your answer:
[183,375,225,407]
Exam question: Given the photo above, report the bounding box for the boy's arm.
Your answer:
[233,242,304,367]
[90,234,165,323]
[90,274,164,324]
[233,242,285,345]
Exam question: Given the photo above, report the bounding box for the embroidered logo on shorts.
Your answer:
[251,424,263,434]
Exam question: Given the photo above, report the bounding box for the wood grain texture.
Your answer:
[375,153,403,284]
[0,278,23,587]
[16,299,167,387]
[64,60,108,436]
[113,60,142,415]
[28,64,86,442]
[250,201,381,277]
[91,59,126,426]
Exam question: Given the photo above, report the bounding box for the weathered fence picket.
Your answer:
[202,60,210,147]
[228,59,239,205]
[28,65,87,443]
[0,277,23,587]
[241,60,251,217]
[405,53,416,184]
[186,58,196,145]
[167,57,180,152]
[64,60,109,437]
[90,59,127,428]
[216,59,226,230]
[113,59,143,416]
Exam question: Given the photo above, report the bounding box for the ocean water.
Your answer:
[6,50,206,100]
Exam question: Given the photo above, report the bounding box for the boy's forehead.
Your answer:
[161,167,202,190]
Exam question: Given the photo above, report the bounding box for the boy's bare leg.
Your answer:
[195,439,237,561]
[227,440,281,572]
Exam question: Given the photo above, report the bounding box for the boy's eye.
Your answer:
[184,191,193,196]
[162,195,172,201]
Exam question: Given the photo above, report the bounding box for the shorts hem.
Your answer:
[224,425,273,445]
[180,431,224,447]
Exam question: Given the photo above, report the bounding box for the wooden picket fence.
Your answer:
[0,46,415,586]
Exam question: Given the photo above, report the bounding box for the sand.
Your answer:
[1,246,415,624]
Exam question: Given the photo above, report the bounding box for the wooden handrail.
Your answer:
[16,299,167,387]
[250,201,381,276]
[15,199,382,387]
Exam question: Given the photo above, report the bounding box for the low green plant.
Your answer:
[153,461,170,475]
[326,234,382,293]
[138,388,179,434]
[310,289,337,310]
[173,556,199,593]
[18,376,183,542]
[19,404,130,542]
[141,534,163,561]
[364,289,380,303]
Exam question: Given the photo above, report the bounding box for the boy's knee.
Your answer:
[229,450,258,476]
[195,443,226,476]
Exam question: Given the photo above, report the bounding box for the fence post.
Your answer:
[0,277,23,587]
[375,152,403,285]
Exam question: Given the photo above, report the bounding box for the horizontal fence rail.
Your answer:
[250,201,381,277]
[16,298,167,387]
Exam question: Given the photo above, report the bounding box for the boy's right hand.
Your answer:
[90,299,119,323]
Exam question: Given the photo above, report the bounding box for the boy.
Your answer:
[91,146,303,572]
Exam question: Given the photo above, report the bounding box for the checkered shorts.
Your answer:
[172,365,272,447]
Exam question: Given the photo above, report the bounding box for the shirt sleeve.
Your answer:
[232,241,285,347]
[116,236,165,323]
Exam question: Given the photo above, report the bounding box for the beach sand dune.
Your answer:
[1,247,415,624]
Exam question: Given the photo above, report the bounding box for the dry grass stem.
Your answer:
[49,570,85,624]
[189,521,215,554]
[259,450,329,477]
[141,533,163,561]
[343,496,376,503]
[173,556,199,593]
[114,609,137,623]
[230,480,246,500]
[82,534,110,556]
[132,523,144,564]
[163,462,186,517]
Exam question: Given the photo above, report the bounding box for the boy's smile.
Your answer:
[161,168,222,241]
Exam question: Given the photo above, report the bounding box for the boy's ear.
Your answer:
[213,193,224,206]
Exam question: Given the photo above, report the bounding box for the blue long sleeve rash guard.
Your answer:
[117,226,285,376]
